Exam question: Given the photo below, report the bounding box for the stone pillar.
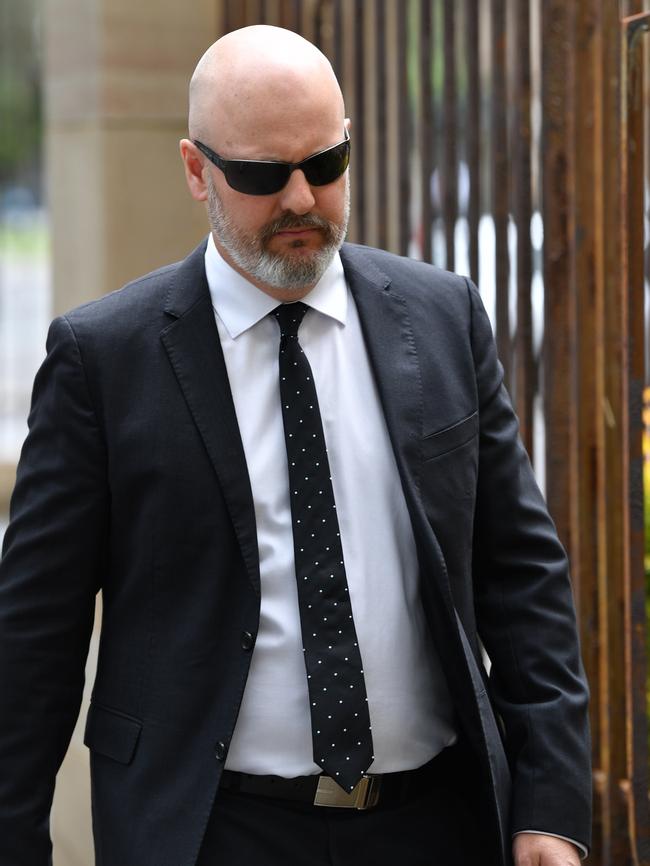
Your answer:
[44,0,221,315]
[42,4,222,863]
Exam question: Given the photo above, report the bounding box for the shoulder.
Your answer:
[63,261,180,332]
[340,242,475,320]
[59,239,208,344]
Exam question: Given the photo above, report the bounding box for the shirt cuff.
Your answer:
[513,830,589,860]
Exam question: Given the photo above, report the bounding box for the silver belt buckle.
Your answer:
[313,774,381,809]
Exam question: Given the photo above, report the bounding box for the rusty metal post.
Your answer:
[397,2,411,257]
[542,0,576,559]
[375,0,388,252]
[418,0,434,263]
[223,0,248,32]
[245,0,264,24]
[511,0,534,456]
[466,0,480,285]
[491,0,511,388]
[598,1,635,862]
[571,1,605,861]
[540,0,576,562]
[331,0,343,77]
[339,0,358,243]
[443,0,457,271]
[278,0,301,30]
[353,0,366,243]
[620,14,650,864]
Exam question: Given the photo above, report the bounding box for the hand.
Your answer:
[513,834,581,866]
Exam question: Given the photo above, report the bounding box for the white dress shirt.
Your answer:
[203,236,587,859]
[204,234,456,776]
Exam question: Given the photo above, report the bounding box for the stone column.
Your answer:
[42,4,222,863]
[44,0,220,315]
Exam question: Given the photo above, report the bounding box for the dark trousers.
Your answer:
[197,745,497,866]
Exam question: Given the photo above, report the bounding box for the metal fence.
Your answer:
[218,1,650,863]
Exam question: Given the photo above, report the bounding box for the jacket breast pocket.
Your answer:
[84,702,142,765]
[422,411,479,461]
[421,411,478,503]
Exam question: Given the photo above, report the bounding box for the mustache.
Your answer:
[261,212,336,244]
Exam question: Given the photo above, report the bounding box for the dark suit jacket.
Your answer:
[0,240,591,866]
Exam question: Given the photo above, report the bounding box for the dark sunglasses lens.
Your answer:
[225,161,290,195]
[303,141,350,187]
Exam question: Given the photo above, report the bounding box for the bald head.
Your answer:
[188,26,345,153]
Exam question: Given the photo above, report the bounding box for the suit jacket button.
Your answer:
[215,741,228,761]
[241,631,255,651]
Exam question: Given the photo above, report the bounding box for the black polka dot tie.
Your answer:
[273,302,374,793]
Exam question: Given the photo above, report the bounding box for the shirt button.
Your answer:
[241,631,255,651]
[215,741,228,761]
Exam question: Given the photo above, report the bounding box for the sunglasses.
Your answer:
[193,132,350,196]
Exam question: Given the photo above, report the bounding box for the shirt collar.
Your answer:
[204,233,347,339]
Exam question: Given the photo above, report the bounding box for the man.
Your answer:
[0,25,590,866]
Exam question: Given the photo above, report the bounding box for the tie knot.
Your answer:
[274,302,309,339]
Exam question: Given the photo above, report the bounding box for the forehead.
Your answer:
[209,69,344,161]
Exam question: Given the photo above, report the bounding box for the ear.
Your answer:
[179,139,208,202]
[344,117,351,135]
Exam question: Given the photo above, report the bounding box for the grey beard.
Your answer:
[206,174,349,292]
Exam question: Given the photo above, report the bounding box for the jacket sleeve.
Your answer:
[0,315,108,865]
[466,279,592,852]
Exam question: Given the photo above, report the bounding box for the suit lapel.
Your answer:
[160,241,260,596]
[340,245,423,491]
[340,244,455,613]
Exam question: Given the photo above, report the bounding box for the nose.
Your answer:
[277,168,316,214]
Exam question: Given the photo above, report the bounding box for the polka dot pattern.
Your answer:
[274,302,374,793]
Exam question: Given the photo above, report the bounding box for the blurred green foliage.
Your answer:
[0,220,48,259]
[0,73,41,185]
[0,0,42,192]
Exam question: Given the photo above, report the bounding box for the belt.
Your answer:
[219,745,457,811]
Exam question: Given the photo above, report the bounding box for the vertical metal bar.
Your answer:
[397,2,411,256]
[376,0,388,251]
[245,0,264,24]
[511,0,534,455]
[491,0,511,387]
[621,15,650,865]
[384,0,401,255]
[571,1,604,861]
[299,0,319,43]
[264,0,280,25]
[224,0,248,32]
[443,0,457,271]
[315,0,325,51]
[222,1,231,33]
[279,0,301,30]
[419,0,434,263]
[340,0,359,243]
[354,0,366,243]
[332,0,343,81]
[599,0,633,861]
[362,0,379,247]
[466,0,480,284]
[541,0,575,552]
